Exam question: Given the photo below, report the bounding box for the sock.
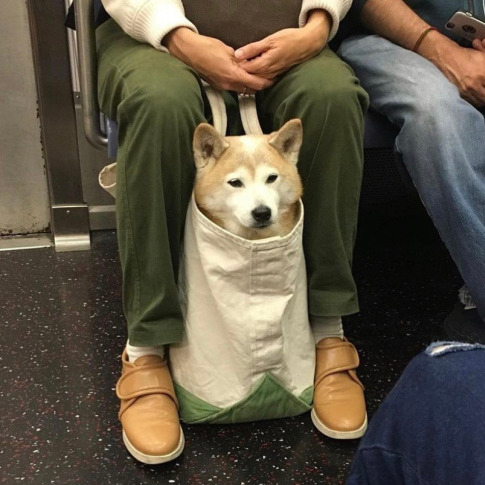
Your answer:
[309,315,344,344]
[126,340,167,363]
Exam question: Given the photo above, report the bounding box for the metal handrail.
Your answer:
[74,0,108,149]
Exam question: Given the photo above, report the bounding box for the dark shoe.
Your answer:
[443,302,485,344]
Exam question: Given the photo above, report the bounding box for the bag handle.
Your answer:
[99,83,263,197]
[202,80,263,135]
[202,82,228,135]
[238,93,263,135]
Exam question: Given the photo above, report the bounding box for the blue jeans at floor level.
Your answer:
[347,342,485,485]
[339,35,485,321]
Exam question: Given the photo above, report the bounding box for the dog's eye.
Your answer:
[228,179,244,188]
[266,174,278,184]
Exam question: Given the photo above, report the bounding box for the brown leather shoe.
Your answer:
[311,337,367,439]
[116,350,184,464]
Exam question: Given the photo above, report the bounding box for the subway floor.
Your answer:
[0,200,461,484]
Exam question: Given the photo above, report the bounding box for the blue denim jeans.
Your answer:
[347,342,485,484]
[339,35,485,321]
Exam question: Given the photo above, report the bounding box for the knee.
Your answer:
[125,76,203,126]
[401,81,474,138]
[410,89,451,124]
[330,81,369,118]
[301,77,369,122]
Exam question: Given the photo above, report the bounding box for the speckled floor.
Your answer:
[0,199,461,484]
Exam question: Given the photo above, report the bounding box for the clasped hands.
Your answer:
[165,10,331,95]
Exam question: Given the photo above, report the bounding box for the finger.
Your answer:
[462,90,484,108]
[468,83,485,106]
[237,69,275,91]
[235,39,270,61]
[231,63,274,90]
[472,38,485,52]
[240,56,272,75]
[474,88,485,107]
[471,97,485,107]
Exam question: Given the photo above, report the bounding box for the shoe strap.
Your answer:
[116,362,178,407]
[315,341,363,388]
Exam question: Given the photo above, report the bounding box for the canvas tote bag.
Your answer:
[99,88,315,424]
[171,195,314,424]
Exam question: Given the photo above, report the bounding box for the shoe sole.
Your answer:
[311,408,368,440]
[122,427,185,465]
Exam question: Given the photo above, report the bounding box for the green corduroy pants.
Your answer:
[96,19,369,346]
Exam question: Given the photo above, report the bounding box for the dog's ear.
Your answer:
[268,119,303,165]
[193,123,229,169]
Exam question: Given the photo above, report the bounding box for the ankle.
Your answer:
[309,315,344,343]
[126,341,167,363]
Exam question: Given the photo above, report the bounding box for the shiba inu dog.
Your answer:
[171,118,314,427]
[192,119,304,240]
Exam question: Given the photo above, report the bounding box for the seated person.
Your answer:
[337,0,485,343]
[80,0,370,464]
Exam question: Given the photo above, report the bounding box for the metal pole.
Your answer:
[74,0,108,150]
[27,0,91,251]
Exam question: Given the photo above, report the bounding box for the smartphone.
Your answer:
[445,10,485,41]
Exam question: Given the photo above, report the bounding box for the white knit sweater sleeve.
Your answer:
[299,0,352,40]
[101,0,197,51]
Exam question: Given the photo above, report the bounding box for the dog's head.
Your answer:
[193,119,303,239]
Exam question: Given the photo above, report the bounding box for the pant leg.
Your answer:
[347,342,485,485]
[258,47,369,316]
[96,20,206,346]
[339,34,485,321]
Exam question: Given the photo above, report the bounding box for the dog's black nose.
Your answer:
[252,205,272,223]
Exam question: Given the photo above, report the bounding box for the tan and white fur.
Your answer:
[193,119,304,240]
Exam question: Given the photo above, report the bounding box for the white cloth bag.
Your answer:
[170,195,315,424]
[98,86,315,423]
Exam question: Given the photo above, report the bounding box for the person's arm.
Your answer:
[102,0,273,92]
[234,10,332,79]
[164,28,275,92]
[361,0,485,106]
[101,0,196,51]
[361,0,430,50]
[235,0,356,78]
[299,0,352,42]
